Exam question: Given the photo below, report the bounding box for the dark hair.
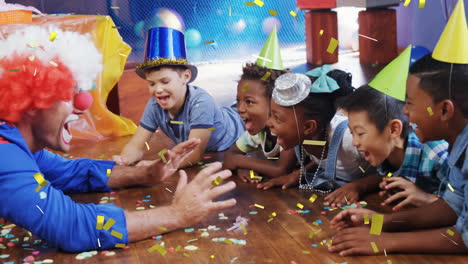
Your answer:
[144,65,189,76]
[409,54,468,118]
[240,63,288,98]
[338,85,410,138]
[297,69,355,132]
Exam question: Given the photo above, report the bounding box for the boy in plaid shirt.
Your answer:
[325,85,448,211]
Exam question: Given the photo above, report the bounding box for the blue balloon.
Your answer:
[185,28,202,48]
[411,45,431,65]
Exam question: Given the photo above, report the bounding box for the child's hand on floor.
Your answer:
[325,182,362,208]
[329,226,389,256]
[237,169,262,184]
[330,208,377,230]
[379,177,439,211]
[256,170,299,190]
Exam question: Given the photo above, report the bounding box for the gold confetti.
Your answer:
[254,203,264,209]
[103,218,116,231]
[145,141,150,151]
[427,106,434,116]
[319,29,324,36]
[106,169,111,177]
[187,238,198,243]
[241,84,251,92]
[326,38,339,54]
[269,212,277,218]
[204,40,214,44]
[210,255,215,259]
[175,245,182,252]
[208,127,217,131]
[158,149,168,163]
[170,120,184,124]
[261,71,271,81]
[297,203,304,209]
[359,166,365,173]
[254,0,264,7]
[224,239,233,244]
[49,32,57,41]
[269,10,278,16]
[448,183,455,192]
[364,214,370,225]
[33,172,48,192]
[158,226,167,231]
[183,253,190,257]
[112,26,121,29]
[387,172,393,177]
[9,69,20,72]
[309,194,318,203]
[302,250,311,254]
[369,214,384,235]
[115,243,126,248]
[111,6,120,9]
[96,215,104,230]
[303,140,326,146]
[419,0,426,9]
[212,176,223,186]
[387,260,393,264]
[446,229,455,236]
[370,242,379,253]
[111,230,123,239]
[245,2,254,6]
[148,244,167,256]
[289,10,297,17]
[240,223,248,235]
[250,170,255,179]
[404,0,411,7]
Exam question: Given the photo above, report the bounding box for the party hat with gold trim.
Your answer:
[256,26,284,70]
[369,45,412,101]
[433,0,468,64]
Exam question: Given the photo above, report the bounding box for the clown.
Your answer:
[0,26,236,252]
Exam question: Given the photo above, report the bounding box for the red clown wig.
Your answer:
[0,26,102,123]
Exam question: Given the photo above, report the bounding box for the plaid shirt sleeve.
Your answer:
[395,133,449,194]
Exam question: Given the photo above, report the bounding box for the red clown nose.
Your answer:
[73,92,93,111]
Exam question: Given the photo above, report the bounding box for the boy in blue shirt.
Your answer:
[114,27,244,168]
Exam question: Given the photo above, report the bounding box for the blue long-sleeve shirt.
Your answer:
[0,122,128,252]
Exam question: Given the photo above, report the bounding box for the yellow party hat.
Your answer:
[369,45,412,101]
[433,0,468,64]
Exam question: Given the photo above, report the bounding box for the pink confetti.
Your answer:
[32,251,40,255]
[24,255,35,262]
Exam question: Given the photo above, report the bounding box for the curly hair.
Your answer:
[240,63,288,98]
[0,55,75,122]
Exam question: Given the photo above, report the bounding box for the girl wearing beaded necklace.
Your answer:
[259,66,374,205]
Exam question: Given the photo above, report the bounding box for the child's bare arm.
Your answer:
[325,174,382,207]
[225,148,296,181]
[177,128,211,168]
[113,126,153,165]
[329,226,468,256]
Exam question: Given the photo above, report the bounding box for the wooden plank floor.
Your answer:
[1,135,467,264]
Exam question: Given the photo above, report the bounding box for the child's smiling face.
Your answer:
[347,111,399,167]
[404,74,445,143]
[267,101,303,150]
[236,79,271,135]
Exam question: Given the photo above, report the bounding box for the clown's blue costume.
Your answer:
[0,122,128,252]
